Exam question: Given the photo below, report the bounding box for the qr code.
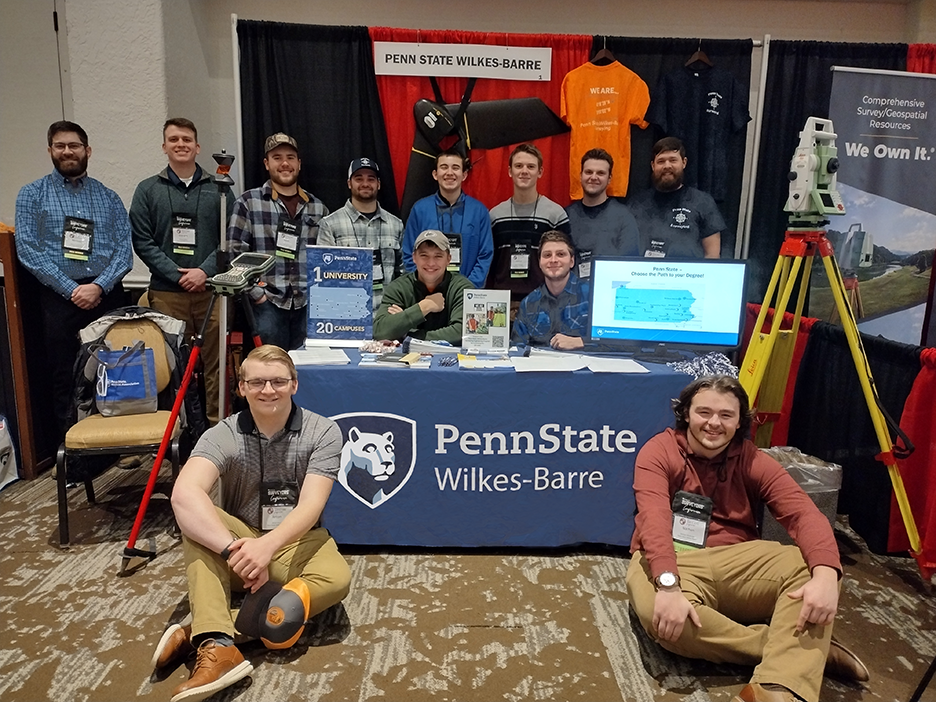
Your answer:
[492,336,504,348]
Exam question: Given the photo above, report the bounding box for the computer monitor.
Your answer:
[587,257,748,358]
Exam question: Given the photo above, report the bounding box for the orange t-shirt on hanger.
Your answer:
[560,61,651,200]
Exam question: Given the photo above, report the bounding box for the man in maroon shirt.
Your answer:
[626,376,868,702]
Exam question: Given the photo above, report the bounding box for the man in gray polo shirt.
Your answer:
[152,345,351,702]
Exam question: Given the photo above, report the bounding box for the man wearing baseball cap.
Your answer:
[317,157,403,310]
[373,229,473,345]
[228,133,329,349]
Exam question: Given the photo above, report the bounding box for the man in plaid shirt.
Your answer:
[228,133,328,350]
[317,157,403,310]
[511,230,590,350]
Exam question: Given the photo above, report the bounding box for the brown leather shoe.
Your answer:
[825,639,870,682]
[169,640,252,702]
[733,683,797,702]
[151,623,193,669]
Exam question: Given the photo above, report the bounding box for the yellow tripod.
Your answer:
[739,228,922,559]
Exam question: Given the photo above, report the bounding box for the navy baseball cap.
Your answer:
[348,157,380,178]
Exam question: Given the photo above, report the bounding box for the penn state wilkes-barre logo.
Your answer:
[330,412,416,508]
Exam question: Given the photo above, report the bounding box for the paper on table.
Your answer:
[288,347,351,365]
[511,354,589,372]
[585,357,649,373]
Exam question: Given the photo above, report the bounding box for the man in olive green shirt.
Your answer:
[373,230,473,345]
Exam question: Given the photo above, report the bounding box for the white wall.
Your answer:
[3,0,935,235]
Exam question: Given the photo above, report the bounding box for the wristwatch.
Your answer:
[654,571,680,590]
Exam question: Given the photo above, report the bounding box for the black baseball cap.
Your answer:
[348,157,380,178]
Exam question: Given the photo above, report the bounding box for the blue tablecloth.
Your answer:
[295,352,688,547]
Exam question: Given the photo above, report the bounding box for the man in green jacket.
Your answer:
[130,118,231,424]
[373,230,473,345]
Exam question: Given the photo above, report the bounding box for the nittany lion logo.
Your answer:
[331,412,416,509]
[322,253,334,265]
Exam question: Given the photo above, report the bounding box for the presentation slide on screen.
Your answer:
[589,260,746,346]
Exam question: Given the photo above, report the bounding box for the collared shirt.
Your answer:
[227,180,328,309]
[317,199,403,309]
[511,272,590,346]
[15,170,133,298]
[190,402,342,530]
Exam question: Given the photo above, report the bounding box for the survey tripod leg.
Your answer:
[739,228,921,560]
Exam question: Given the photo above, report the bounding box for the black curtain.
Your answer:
[747,41,907,303]
[787,322,921,553]
[594,37,753,257]
[238,21,398,216]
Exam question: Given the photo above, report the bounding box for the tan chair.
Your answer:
[56,317,186,546]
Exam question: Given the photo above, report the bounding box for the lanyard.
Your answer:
[345,207,383,247]
[509,195,541,221]
[164,177,203,215]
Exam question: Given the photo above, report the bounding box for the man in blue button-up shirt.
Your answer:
[15,120,133,441]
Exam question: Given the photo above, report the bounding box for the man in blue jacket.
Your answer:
[401,149,492,287]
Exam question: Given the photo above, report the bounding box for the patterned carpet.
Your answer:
[0,462,934,702]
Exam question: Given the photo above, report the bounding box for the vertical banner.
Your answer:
[306,246,373,344]
[818,67,936,346]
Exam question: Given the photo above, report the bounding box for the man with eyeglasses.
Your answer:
[155,344,351,702]
[15,120,132,443]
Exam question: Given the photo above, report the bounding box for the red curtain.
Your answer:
[908,44,936,74]
[889,348,936,568]
[369,28,592,210]
[742,303,818,446]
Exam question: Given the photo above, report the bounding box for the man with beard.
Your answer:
[317,157,403,310]
[511,230,589,350]
[565,148,640,281]
[629,137,725,259]
[131,118,229,425]
[228,133,328,350]
[15,120,132,442]
[627,376,869,702]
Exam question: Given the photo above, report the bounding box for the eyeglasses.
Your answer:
[51,142,86,152]
[243,377,292,391]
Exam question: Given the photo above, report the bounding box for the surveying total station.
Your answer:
[739,117,925,572]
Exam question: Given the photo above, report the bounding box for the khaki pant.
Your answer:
[626,541,834,702]
[147,289,221,424]
[183,507,352,639]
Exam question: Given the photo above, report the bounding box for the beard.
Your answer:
[270,169,299,189]
[652,169,683,192]
[53,152,89,178]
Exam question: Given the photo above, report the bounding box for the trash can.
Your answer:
[758,446,842,545]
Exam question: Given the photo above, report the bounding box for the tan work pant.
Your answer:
[626,541,833,702]
[147,289,221,425]
[183,507,352,639]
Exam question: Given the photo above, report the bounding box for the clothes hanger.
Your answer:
[685,39,714,68]
[591,36,616,66]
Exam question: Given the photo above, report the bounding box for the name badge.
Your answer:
[510,241,530,279]
[577,250,593,279]
[260,481,298,531]
[275,218,301,259]
[172,213,197,255]
[445,232,462,269]
[644,238,668,259]
[63,216,94,261]
[671,490,714,552]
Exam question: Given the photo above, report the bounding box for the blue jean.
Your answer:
[250,298,307,350]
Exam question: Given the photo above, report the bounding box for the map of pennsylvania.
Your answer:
[614,285,696,323]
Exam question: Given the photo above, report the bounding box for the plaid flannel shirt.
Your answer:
[511,272,591,347]
[227,180,328,309]
[15,170,133,298]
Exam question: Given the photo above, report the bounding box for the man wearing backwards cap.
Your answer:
[373,229,474,345]
[154,344,350,702]
[317,157,403,310]
[228,133,329,350]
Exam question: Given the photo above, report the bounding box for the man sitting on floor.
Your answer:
[152,345,351,702]
[511,230,589,350]
[626,375,869,702]
[373,229,473,345]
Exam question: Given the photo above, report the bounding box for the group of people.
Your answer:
[15,119,867,702]
[155,356,865,702]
